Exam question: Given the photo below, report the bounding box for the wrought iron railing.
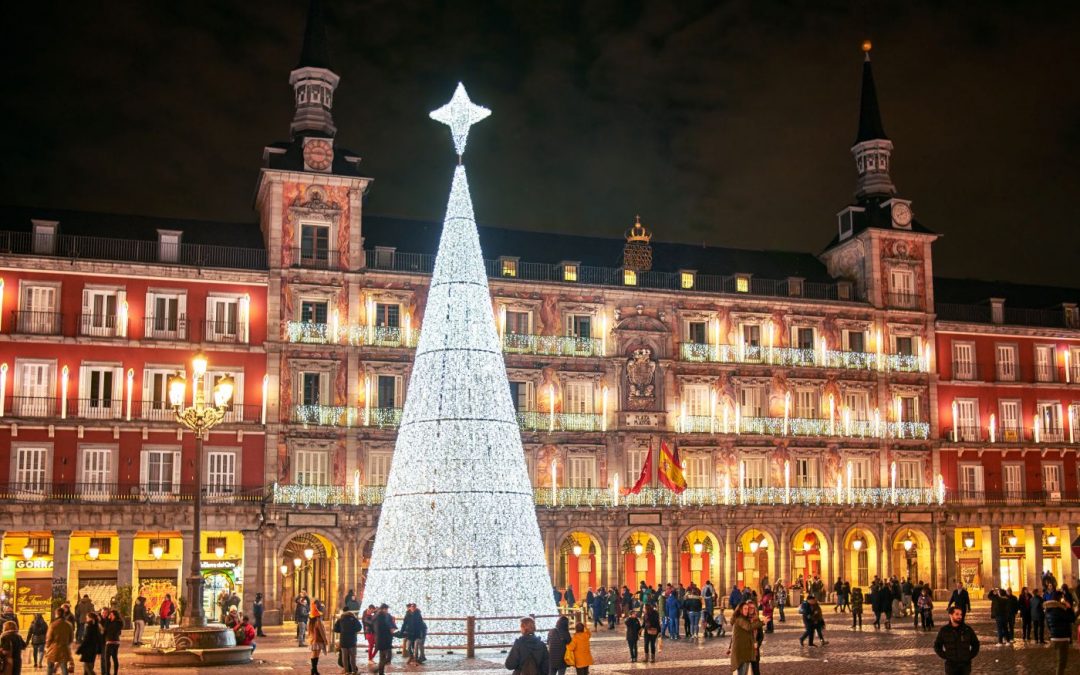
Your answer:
[677,343,921,372]
[674,413,928,440]
[516,411,604,432]
[284,322,419,348]
[0,482,266,503]
[1,397,260,423]
[11,310,63,335]
[936,302,1072,329]
[143,315,188,340]
[0,230,266,270]
[502,333,602,357]
[291,405,403,428]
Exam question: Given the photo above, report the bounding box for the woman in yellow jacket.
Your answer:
[564,622,593,674]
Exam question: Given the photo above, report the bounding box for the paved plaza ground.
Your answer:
[78,601,1077,673]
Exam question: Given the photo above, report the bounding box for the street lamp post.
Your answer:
[168,352,234,628]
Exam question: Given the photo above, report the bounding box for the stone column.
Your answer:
[52,530,72,605]
[778,525,789,587]
[116,530,136,591]
[987,524,1001,588]
[1061,523,1078,587]
[604,528,617,589]
[243,530,261,611]
[1030,525,1044,590]
[664,529,676,585]
[832,523,842,586]
[723,526,734,594]
[878,524,889,580]
[181,531,194,603]
[942,526,956,589]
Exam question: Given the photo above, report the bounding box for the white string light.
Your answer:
[362,84,554,644]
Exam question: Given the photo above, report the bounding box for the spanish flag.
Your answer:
[657,440,687,494]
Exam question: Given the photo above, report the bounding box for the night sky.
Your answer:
[3,1,1078,287]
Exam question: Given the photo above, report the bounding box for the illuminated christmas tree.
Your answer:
[361,83,556,643]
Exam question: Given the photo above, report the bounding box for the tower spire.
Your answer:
[851,41,895,198]
[289,0,339,138]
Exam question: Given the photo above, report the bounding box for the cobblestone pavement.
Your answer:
[95,602,1077,673]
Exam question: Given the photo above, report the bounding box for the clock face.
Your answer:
[891,202,913,226]
[303,139,333,171]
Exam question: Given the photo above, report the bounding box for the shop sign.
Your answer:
[16,577,51,614]
[200,560,240,570]
[15,559,54,570]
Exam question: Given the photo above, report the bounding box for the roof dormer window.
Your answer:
[157,230,182,263]
[31,220,58,255]
[500,257,518,278]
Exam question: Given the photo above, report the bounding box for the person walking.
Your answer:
[1031,591,1046,644]
[76,613,101,675]
[373,604,396,675]
[934,606,979,675]
[1,620,27,675]
[798,596,818,647]
[759,588,774,633]
[546,615,571,675]
[850,587,864,629]
[504,616,549,675]
[947,582,971,615]
[563,623,592,675]
[989,589,1007,644]
[917,588,934,631]
[728,601,764,675]
[26,614,47,669]
[361,605,377,663]
[403,603,427,665]
[775,582,787,623]
[100,610,121,675]
[131,596,147,647]
[253,593,266,637]
[641,604,660,664]
[624,611,641,663]
[1043,591,1076,675]
[73,597,93,645]
[158,594,176,631]
[45,609,74,675]
[306,604,328,675]
[333,609,362,674]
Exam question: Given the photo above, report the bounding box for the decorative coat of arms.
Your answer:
[626,348,657,409]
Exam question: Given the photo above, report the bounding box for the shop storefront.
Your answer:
[134,533,182,620]
[69,534,120,611]
[1,534,55,627]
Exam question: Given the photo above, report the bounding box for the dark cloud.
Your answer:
[2,1,1078,287]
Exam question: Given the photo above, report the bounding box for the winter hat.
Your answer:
[2,621,16,632]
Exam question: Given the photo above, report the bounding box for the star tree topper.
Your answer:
[429,82,491,158]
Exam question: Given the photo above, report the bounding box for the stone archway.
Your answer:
[679,529,722,589]
[891,527,931,584]
[621,531,663,590]
[557,531,604,599]
[735,526,777,592]
[279,532,340,616]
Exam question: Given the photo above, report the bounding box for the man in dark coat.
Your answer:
[934,606,979,675]
[373,604,396,675]
[947,581,971,615]
[333,609,363,674]
[504,616,550,675]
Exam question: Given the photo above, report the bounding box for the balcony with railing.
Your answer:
[11,310,63,335]
[290,247,339,270]
[677,343,924,372]
[78,313,124,338]
[0,230,266,270]
[886,292,924,311]
[675,413,929,440]
[942,422,1077,445]
[143,315,188,341]
[946,362,1074,384]
[291,405,403,429]
[1,397,259,423]
[284,322,419,348]
[516,410,605,432]
[204,319,248,344]
[364,250,857,302]
[502,333,602,358]
[0,482,266,504]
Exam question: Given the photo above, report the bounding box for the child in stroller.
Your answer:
[703,609,725,638]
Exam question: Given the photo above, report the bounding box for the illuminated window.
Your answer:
[623,269,637,286]
[736,276,750,293]
[680,272,695,289]
[561,262,579,282]
[500,258,518,278]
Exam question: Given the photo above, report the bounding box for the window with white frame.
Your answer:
[567,454,597,488]
[739,384,765,418]
[1070,403,1080,440]
[843,390,869,421]
[206,295,246,343]
[564,381,594,415]
[299,372,329,407]
[793,457,819,488]
[79,364,122,419]
[79,446,113,496]
[682,384,710,418]
[952,342,976,380]
[143,368,178,419]
[81,287,125,337]
[847,458,871,488]
[367,450,392,487]
[141,448,181,495]
[1002,463,1024,501]
[843,329,867,353]
[1034,345,1056,382]
[897,459,921,488]
[1042,463,1063,500]
[959,464,984,503]
[684,452,712,488]
[740,457,766,488]
[206,450,237,494]
[998,400,1021,440]
[740,323,761,359]
[13,446,49,492]
[795,388,820,419]
[294,449,329,485]
[374,302,400,328]
[566,314,592,339]
[1037,402,1064,440]
[626,447,649,485]
[508,380,534,412]
[19,283,59,334]
[954,399,979,441]
[995,344,1018,382]
[505,310,530,335]
[889,268,916,306]
[686,320,708,345]
[32,221,57,254]
[146,290,186,338]
[1071,347,1080,383]
[899,394,919,422]
[15,360,54,416]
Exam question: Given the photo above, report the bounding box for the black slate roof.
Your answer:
[855,54,888,145]
[296,0,332,71]
[362,214,836,282]
[262,140,365,176]
[934,277,1080,308]
[821,196,936,251]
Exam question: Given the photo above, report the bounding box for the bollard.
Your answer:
[466,616,476,658]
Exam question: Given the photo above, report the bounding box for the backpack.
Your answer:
[518,651,540,675]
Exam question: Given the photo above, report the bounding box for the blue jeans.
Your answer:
[995,616,1008,642]
[666,612,680,639]
[688,611,701,636]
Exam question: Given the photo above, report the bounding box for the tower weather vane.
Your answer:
[429,82,491,160]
